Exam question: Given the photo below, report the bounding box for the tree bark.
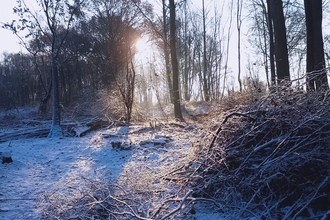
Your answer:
[304,0,329,91]
[237,0,243,92]
[269,0,290,83]
[48,52,62,138]
[202,0,210,101]
[183,0,190,102]
[162,0,174,104]
[266,0,276,86]
[169,0,183,120]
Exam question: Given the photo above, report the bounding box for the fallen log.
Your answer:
[70,119,110,137]
[0,127,49,143]
[0,119,111,142]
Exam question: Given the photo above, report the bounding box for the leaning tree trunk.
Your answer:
[169,0,183,120]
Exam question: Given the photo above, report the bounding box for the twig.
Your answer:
[90,192,152,220]
[237,188,260,217]
[160,190,193,220]
[209,112,256,151]
[321,209,330,220]
[290,176,329,220]
[253,136,285,153]
[160,165,185,179]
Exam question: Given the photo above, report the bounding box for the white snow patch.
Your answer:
[0,124,226,219]
[0,131,131,219]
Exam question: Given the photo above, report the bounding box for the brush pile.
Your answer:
[186,88,330,219]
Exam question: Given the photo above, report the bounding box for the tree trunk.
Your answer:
[38,75,52,114]
[202,0,210,102]
[183,0,190,102]
[162,0,174,104]
[266,0,276,86]
[269,0,290,83]
[169,0,183,120]
[304,0,329,91]
[48,52,62,138]
[237,0,243,92]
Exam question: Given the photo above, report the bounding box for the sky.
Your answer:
[0,0,23,53]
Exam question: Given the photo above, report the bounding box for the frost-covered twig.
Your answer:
[160,190,193,220]
[289,176,329,220]
[321,209,330,220]
[209,112,256,151]
[253,136,285,153]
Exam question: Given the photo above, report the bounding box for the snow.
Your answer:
[0,133,132,219]
[1,93,330,219]
[0,123,225,219]
[0,102,239,219]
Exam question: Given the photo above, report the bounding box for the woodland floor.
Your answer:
[0,103,216,220]
[1,90,330,220]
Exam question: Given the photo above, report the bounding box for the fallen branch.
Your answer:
[289,176,329,220]
[160,190,193,220]
[209,112,256,151]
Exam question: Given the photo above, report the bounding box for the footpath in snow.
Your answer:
[0,123,217,219]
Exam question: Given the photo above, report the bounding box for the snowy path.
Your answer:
[0,126,140,220]
[0,124,210,220]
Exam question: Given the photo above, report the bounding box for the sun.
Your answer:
[135,36,154,64]
[136,37,149,52]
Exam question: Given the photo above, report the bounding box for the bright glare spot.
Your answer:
[135,36,154,64]
[136,37,149,52]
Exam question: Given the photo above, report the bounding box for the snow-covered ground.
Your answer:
[5,100,327,220]
[0,127,131,219]
[0,122,225,220]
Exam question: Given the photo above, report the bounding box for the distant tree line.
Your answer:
[1,0,147,111]
[1,0,329,121]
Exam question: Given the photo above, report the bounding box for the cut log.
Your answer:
[0,128,49,143]
[71,119,110,137]
[71,125,91,137]
[0,119,111,142]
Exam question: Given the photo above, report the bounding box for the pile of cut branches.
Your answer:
[184,88,330,219]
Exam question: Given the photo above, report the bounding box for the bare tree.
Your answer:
[169,0,183,120]
[202,0,210,101]
[237,0,243,92]
[248,0,309,89]
[266,0,276,85]
[268,0,290,83]
[162,0,174,104]
[5,0,83,138]
[116,58,136,122]
[221,0,234,101]
[182,0,192,102]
